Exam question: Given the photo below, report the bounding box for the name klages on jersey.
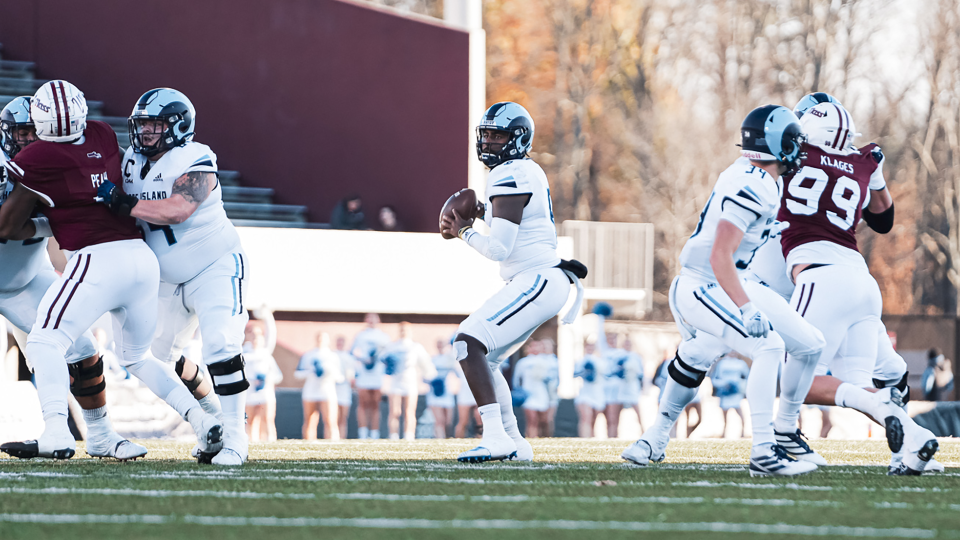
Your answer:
[484,158,561,281]
[122,142,241,284]
[679,157,782,282]
[778,142,884,258]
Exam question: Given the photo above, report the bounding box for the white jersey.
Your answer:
[379,338,433,395]
[121,142,242,284]
[296,347,344,401]
[679,158,781,282]
[618,351,644,403]
[712,355,749,409]
[574,353,606,409]
[512,353,553,411]
[484,159,561,281]
[0,150,51,292]
[427,351,458,407]
[745,226,794,301]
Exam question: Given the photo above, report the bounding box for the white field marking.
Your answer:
[178,515,937,537]
[329,493,838,507]
[676,481,834,491]
[0,487,315,500]
[0,513,940,538]
[0,513,169,524]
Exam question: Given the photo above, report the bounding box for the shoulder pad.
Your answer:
[870,146,884,164]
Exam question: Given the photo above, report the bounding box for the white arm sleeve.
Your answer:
[461,217,520,262]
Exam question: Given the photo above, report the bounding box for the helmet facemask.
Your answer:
[129,114,185,157]
[475,102,535,168]
[0,121,36,159]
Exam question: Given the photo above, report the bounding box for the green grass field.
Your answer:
[0,438,958,540]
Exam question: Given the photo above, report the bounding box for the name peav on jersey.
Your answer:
[778,142,885,269]
[484,158,560,281]
[121,142,242,284]
[679,157,782,282]
[0,150,51,291]
[3,120,141,251]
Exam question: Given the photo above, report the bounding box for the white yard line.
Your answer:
[0,487,315,499]
[0,513,938,537]
[330,493,838,507]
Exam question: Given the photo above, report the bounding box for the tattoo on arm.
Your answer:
[171,171,215,205]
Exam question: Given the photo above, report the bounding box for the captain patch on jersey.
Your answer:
[122,142,241,284]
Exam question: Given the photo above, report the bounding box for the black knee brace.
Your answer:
[67,357,106,397]
[873,371,910,404]
[207,354,249,396]
[668,354,707,389]
[175,356,206,393]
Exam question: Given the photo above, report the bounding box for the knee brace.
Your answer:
[873,371,910,404]
[668,354,707,389]
[174,356,206,393]
[67,357,105,397]
[207,354,249,396]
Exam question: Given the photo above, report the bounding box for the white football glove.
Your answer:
[739,302,770,338]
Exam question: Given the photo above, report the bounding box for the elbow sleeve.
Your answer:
[862,203,894,234]
[462,217,520,262]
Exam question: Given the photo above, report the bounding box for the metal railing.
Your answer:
[560,220,654,311]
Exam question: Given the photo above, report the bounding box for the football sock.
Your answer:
[643,375,696,447]
[26,341,71,423]
[218,392,247,432]
[198,393,223,419]
[389,432,400,440]
[403,431,415,440]
[775,352,820,433]
[746,350,781,447]
[492,369,523,441]
[81,405,111,436]
[478,403,508,439]
[358,427,369,440]
[834,383,881,417]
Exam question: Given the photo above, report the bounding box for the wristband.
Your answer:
[30,216,53,238]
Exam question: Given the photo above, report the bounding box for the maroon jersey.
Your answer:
[779,142,882,257]
[4,120,141,251]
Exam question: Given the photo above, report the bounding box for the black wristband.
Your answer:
[862,202,894,234]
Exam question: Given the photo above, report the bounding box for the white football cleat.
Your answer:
[212,426,248,466]
[924,457,945,473]
[507,437,533,462]
[1,423,76,460]
[621,439,656,466]
[749,444,818,477]
[188,410,224,456]
[86,430,147,461]
[775,429,828,466]
[457,435,517,463]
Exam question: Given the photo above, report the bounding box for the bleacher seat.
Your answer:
[0,43,323,228]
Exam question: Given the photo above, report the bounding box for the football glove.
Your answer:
[96,181,139,217]
[739,302,771,338]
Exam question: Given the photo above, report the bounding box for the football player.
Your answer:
[352,313,389,440]
[774,100,938,475]
[0,97,148,460]
[378,322,434,440]
[623,105,819,476]
[0,81,222,460]
[441,101,585,462]
[97,88,251,465]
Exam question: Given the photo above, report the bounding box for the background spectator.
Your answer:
[923,348,955,401]
[295,332,344,440]
[352,313,389,440]
[380,322,434,440]
[377,205,405,232]
[244,308,282,442]
[334,335,355,438]
[574,341,605,438]
[454,361,480,438]
[710,354,749,439]
[331,195,367,230]
[427,338,458,439]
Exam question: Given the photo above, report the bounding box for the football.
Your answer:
[439,188,479,239]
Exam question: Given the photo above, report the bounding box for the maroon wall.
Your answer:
[0,0,469,231]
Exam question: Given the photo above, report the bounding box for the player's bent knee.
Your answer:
[668,354,707,388]
[67,356,105,397]
[175,356,206,393]
[207,354,250,396]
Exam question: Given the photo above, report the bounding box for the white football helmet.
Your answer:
[31,80,88,143]
[799,102,859,155]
